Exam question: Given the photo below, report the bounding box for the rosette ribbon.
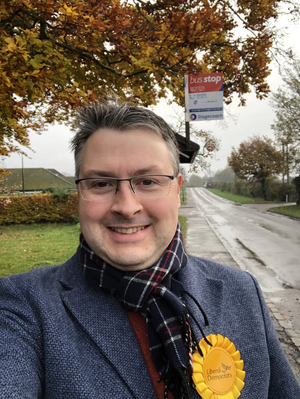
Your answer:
[192,334,245,399]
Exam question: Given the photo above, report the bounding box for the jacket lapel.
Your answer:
[179,258,225,340]
[58,252,155,399]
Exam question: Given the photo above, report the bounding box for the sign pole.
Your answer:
[184,75,191,150]
[185,121,190,150]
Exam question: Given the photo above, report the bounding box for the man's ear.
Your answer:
[177,174,183,207]
[177,174,183,190]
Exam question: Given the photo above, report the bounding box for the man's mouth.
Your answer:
[110,226,146,235]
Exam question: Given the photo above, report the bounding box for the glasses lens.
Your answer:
[132,175,172,198]
[79,178,117,201]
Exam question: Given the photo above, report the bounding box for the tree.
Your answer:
[228,135,284,200]
[271,59,300,181]
[1,0,299,163]
[212,166,235,183]
[188,174,206,187]
[188,129,221,173]
[293,176,300,205]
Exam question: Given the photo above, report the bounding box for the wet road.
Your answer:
[191,188,300,292]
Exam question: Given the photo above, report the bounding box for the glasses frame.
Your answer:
[75,174,177,199]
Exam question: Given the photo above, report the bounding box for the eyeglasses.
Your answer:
[75,174,176,202]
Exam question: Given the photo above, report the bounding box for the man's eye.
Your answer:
[141,179,155,186]
[96,181,109,188]
[90,180,111,189]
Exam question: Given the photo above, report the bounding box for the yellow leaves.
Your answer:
[58,4,78,17]
[0,72,12,88]
[29,55,45,70]
[145,46,155,57]
[4,37,17,52]
[4,35,28,57]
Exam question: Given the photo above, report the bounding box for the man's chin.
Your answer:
[104,252,160,272]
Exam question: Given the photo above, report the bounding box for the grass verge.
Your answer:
[180,186,187,205]
[269,205,300,218]
[208,189,277,204]
[0,223,79,277]
[178,215,187,240]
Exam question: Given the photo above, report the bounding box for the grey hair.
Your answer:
[70,97,180,178]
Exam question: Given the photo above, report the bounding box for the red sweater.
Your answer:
[127,312,174,399]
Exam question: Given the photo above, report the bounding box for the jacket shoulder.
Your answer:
[186,254,252,283]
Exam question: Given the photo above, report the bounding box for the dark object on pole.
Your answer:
[175,130,199,164]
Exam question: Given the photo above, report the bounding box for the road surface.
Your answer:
[191,187,300,292]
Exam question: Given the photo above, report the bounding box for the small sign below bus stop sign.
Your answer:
[185,73,223,122]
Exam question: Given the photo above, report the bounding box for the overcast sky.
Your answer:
[3,17,300,178]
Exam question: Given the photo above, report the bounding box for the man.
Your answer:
[0,98,299,399]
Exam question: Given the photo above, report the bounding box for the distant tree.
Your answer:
[228,136,284,200]
[212,166,235,183]
[188,174,206,187]
[271,59,300,181]
[1,0,299,163]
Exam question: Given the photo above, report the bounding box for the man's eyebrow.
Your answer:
[82,166,163,178]
[132,166,162,176]
[82,170,115,178]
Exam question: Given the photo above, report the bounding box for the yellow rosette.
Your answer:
[192,334,245,399]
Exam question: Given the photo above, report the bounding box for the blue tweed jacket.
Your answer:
[0,249,299,398]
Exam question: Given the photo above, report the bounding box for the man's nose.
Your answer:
[110,181,143,218]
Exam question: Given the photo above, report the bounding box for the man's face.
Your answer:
[78,128,182,271]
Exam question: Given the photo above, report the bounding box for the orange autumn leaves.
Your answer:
[1,0,281,159]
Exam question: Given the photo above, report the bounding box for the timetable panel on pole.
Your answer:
[185,73,224,122]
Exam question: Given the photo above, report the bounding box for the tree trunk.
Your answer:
[261,179,267,201]
[293,175,300,206]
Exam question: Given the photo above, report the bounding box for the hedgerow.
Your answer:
[212,180,297,202]
[0,193,78,225]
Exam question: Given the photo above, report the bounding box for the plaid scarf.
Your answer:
[80,224,196,398]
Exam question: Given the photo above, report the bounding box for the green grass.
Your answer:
[178,215,187,239]
[208,188,276,204]
[0,223,80,277]
[180,186,187,205]
[0,219,187,277]
[269,205,300,218]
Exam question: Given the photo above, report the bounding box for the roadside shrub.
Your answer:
[292,176,300,205]
[42,187,75,203]
[212,179,296,202]
[0,193,78,225]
